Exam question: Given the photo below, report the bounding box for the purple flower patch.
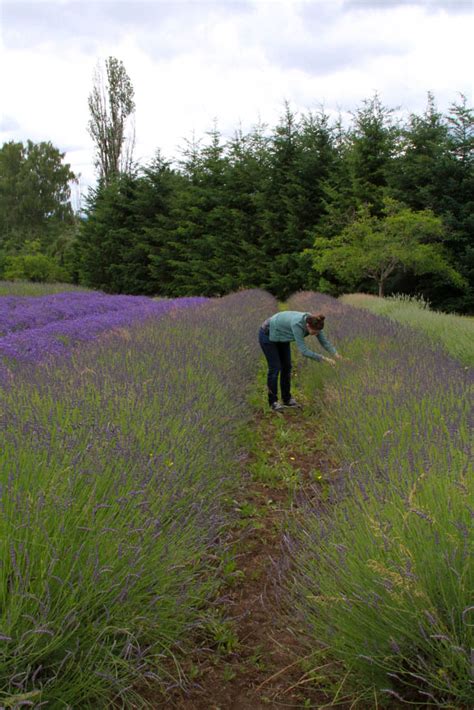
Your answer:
[0,291,207,368]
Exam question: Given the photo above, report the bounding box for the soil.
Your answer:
[143,403,347,710]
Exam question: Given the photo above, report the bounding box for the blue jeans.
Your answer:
[258,327,292,406]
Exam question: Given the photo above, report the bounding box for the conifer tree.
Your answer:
[348,93,398,215]
[389,93,449,211]
[168,126,240,295]
[76,172,151,293]
[139,153,184,295]
[225,123,269,288]
[260,103,305,298]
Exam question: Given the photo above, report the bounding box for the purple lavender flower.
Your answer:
[0,291,207,368]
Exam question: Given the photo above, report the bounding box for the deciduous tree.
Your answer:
[310,199,466,297]
[0,140,76,252]
[87,57,135,184]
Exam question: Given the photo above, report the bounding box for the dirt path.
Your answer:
[160,404,343,710]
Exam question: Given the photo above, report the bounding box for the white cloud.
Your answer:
[1,0,472,196]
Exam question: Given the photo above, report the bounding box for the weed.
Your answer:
[251,459,300,488]
[235,501,259,518]
[189,663,201,680]
[222,664,237,682]
[248,645,267,671]
[202,612,239,655]
[220,552,246,587]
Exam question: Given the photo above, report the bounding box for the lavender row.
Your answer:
[0,289,277,706]
[0,291,207,337]
[0,292,207,375]
[286,292,472,707]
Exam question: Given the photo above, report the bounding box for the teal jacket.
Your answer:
[268,311,337,362]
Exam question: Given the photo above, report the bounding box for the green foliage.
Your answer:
[7,92,472,311]
[3,240,71,283]
[258,104,340,298]
[389,93,450,212]
[4,253,57,283]
[311,198,466,296]
[75,171,157,293]
[0,250,7,279]
[250,457,300,488]
[389,93,474,311]
[166,125,244,296]
[202,611,239,655]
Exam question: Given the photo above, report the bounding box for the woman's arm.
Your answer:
[317,331,337,355]
[292,324,323,361]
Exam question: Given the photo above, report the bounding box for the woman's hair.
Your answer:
[306,313,325,330]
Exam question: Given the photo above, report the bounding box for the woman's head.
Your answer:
[306,313,325,334]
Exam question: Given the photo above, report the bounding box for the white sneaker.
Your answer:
[270,401,285,412]
[283,398,299,407]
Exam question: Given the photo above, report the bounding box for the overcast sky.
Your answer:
[1,0,472,203]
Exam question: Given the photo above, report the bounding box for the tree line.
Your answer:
[1,81,473,312]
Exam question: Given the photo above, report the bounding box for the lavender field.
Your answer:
[1,284,472,707]
[287,293,473,707]
[0,287,276,706]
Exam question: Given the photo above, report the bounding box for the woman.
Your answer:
[258,311,341,412]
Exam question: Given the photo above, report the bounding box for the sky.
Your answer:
[1,0,473,206]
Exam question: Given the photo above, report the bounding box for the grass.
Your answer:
[341,293,474,366]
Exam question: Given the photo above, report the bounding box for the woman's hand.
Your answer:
[322,356,336,366]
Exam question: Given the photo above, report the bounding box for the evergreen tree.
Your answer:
[296,109,338,232]
[259,103,306,298]
[145,153,194,295]
[443,95,474,310]
[224,122,270,289]
[72,92,472,311]
[76,172,151,293]
[167,126,238,296]
[348,93,399,215]
[316,113,357,243]
[389,93,449,211]
[291,108,344,289]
